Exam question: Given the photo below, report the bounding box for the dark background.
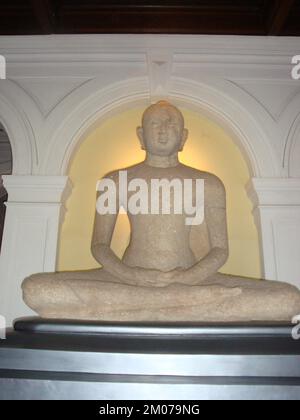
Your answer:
[0,0,299,36]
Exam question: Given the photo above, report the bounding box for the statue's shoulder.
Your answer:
[203,172,225,191]
[181,165,226,207]
[180,165,225,190]
[202,172,226,207]
[102,163,144,183]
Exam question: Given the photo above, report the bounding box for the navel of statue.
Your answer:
[22,101,300,322]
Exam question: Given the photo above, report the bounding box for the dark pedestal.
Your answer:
[0,318,300,400]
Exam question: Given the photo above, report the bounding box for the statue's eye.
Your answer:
[152,122,160,128]
[166,120,176,127]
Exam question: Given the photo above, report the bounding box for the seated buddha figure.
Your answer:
[22,101,300,322]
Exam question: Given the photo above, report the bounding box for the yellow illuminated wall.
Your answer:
[58,107,262,279]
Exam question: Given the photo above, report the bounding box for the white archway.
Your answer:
[283,113,300,178]
[41,77,280,178]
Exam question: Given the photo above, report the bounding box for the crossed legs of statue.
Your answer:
[22,270,300,322]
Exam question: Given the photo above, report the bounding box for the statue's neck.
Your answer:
[145,153,180,168]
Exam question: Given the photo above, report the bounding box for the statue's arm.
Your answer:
[168,177,229,286]
[184,206,229,284]
[92,211,164,286]
[90,171,136,283]
[186,178,229,284]
[91,208,134,282]
[91,179,164,287]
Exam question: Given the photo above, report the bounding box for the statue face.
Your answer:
[137,103,188,157]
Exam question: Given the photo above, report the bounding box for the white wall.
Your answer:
[0,35,299,325]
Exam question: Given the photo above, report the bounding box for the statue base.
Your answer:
[0,317,300,400]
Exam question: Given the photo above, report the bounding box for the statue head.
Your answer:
[137,101,189,157]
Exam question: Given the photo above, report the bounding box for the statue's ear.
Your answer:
[179,128,189,152]
[137,127,146,150]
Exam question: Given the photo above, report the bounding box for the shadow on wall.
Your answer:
[0,123,12,252]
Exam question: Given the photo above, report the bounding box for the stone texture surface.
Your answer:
[23,270,300,322]
[22,101,300,322]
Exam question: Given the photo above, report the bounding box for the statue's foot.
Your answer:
[22,270,300,322]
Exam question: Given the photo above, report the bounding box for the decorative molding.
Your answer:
[1,34,300,57]
[283,114,300,178]
[40,77,150,175]
[171,78,280,178]
[39,76,280,178]
[147,50,173,102]
[1,35,299,83]
[0,34,298,179]
[2,176,72,204]
[247,178,300,207]
[227,81,300,123]
[12,77,92,118]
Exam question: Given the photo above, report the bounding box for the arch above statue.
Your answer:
[40,77,280,179]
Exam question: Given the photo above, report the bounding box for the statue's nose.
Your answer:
[159,122,168,133]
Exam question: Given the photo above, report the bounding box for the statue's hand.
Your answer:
[129,267,169,288]
[159,268,209,286]
[128,267,208,288]
[157,269,186,286]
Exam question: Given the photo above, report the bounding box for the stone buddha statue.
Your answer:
[23,101,300,322]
